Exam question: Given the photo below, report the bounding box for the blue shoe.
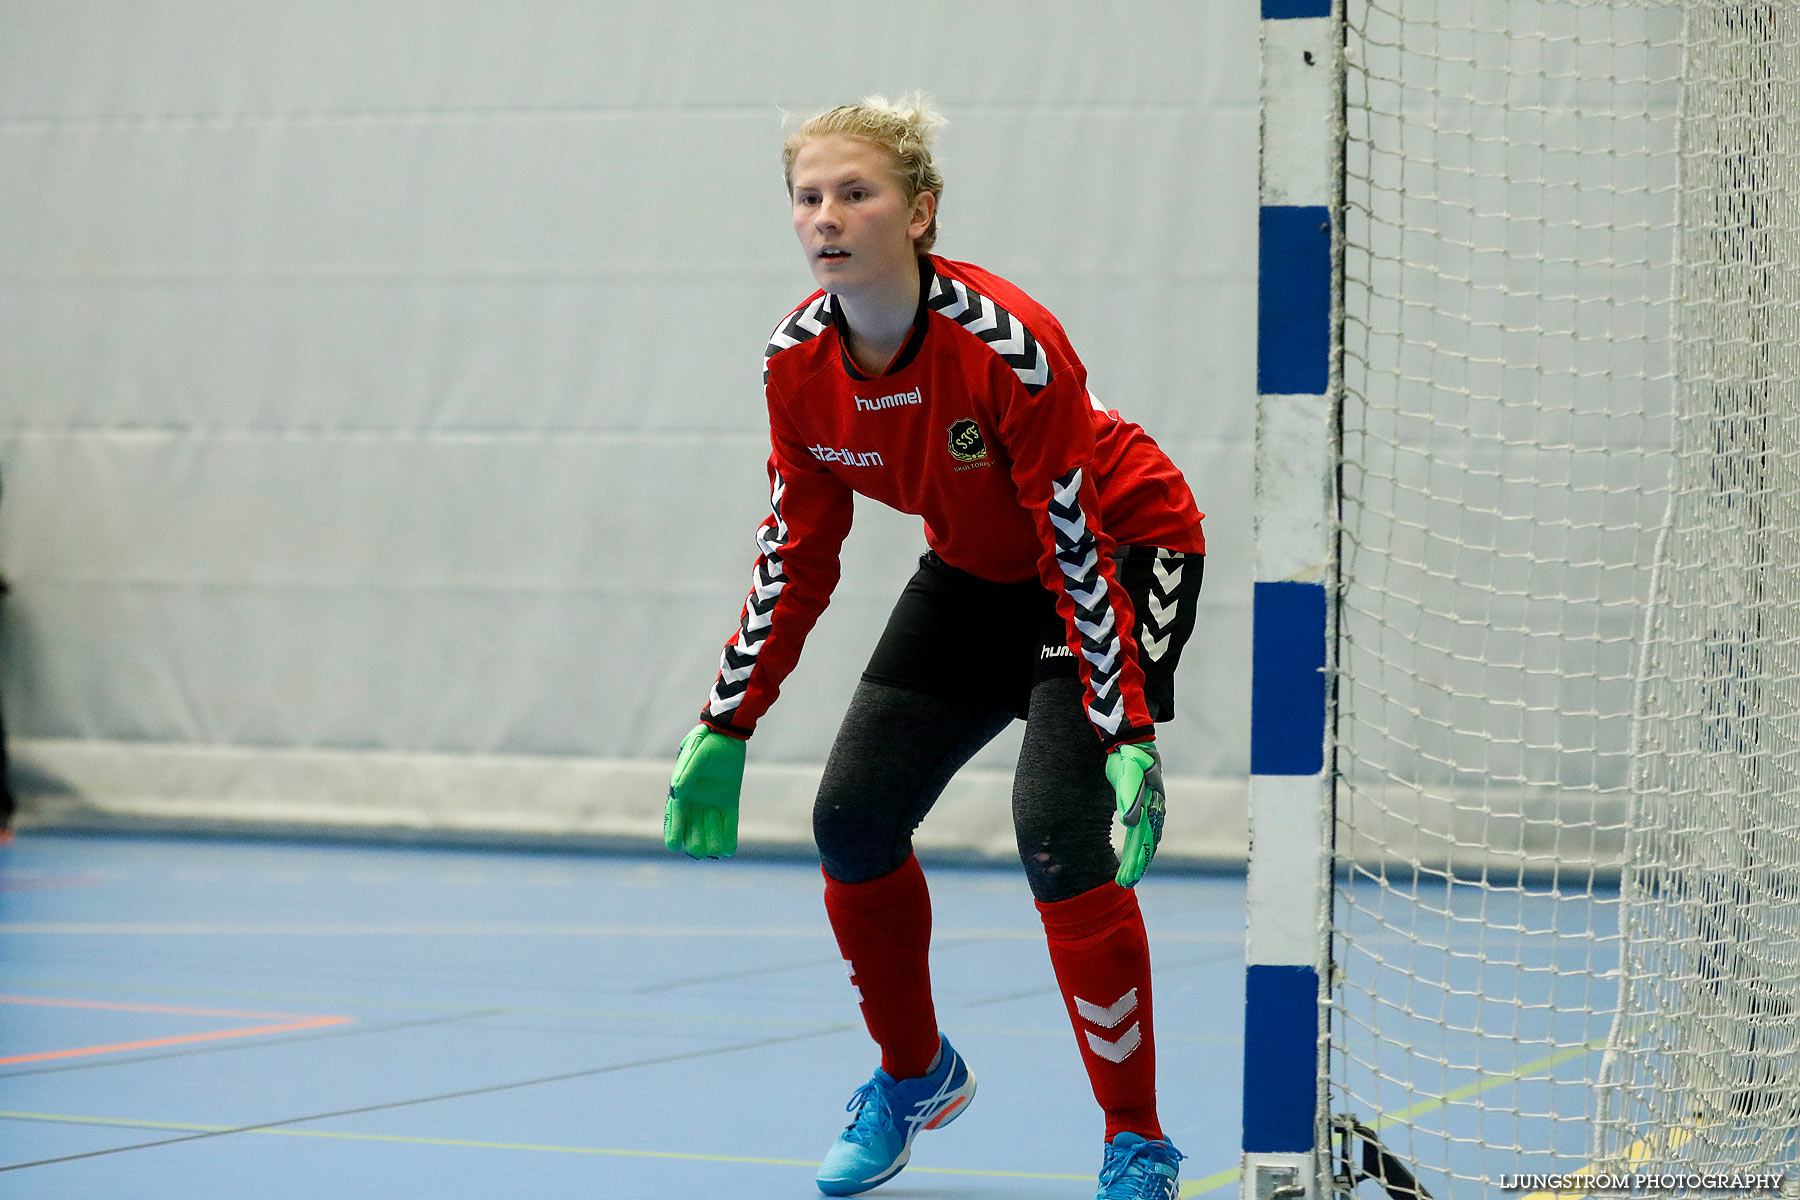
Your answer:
[815,1034,976,1196]
[1095,1132,1184,1200]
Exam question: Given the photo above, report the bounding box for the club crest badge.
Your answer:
[947,418,988,463]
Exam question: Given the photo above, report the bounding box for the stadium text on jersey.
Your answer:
[806,445,884,468]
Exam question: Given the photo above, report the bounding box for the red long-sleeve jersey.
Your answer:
[701,255,1205,749]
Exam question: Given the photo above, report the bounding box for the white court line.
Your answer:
[0,921,1238,942]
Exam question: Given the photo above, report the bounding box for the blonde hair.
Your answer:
[783,92,946,253]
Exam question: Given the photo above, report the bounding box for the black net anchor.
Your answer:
[1332,1116,1433,1199]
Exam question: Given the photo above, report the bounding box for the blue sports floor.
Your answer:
[0,834,1248,1199]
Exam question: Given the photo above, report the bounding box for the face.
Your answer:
[790,135,935,297]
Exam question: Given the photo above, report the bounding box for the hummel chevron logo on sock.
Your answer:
[1076,988,1144,1064]
[1085,1023,1143,1064]
[1075,987,1139,1028]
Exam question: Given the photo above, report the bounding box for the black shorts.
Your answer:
[862,547,1204,721]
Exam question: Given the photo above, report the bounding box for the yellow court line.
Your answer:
[0,1110,1091,1181]
[1176,1037,1612,1198]
[1370,1037,1609,1131]
[1358,1036,1633,1199]
[1519,1125,1696,1200]
[1,1107,1236,1196]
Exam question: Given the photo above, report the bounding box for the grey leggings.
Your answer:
[812,675,1120,903]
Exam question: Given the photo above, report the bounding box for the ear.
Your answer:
[909,191,936,242]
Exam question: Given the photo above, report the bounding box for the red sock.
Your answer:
[1038,881,1163,1141]
[822,854,940,1081]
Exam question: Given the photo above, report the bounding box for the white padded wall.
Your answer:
[0,1,1257,844]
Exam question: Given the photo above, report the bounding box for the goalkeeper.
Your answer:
[665,93,1206,1200]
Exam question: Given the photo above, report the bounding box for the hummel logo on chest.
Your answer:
[854,387,923,412]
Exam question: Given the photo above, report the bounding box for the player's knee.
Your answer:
[812,793,859,862]
[813,793,903,884]
[1016,831,1114,903]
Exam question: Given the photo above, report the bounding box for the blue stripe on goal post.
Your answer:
[1249,581,1327,777]
[1260,0,1331,19]
[1256,206,1332,398]
[1242,963,1323,1153]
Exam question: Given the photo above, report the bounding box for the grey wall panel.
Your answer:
[1,432,776,587]
[0,0,1259,821]
[0,3,1244,117]
[0,281,793,432]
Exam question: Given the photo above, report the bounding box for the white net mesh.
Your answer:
[1593,3,1800,1180]
[1332,0,1800,1193]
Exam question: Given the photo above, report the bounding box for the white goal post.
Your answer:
[1248,2,1800,1197]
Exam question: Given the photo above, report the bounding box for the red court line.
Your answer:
[0,994,333,1020]
[0,873,104,892]
[0,994,355,1066]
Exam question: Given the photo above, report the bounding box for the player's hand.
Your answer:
[1105,740,1166,888]
[664,724,745,859]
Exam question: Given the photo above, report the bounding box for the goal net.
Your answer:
[1331,1,1800,1193]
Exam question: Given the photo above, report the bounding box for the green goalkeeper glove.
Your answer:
[663,724,745,859]
[1105,740,1166,888]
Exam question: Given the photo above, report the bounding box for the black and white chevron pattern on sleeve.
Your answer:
[763,296,832,383]
[706,473,789,718]
[1139,549,1188,662]
[926,274,1052,394]
[1048,467,1124,736]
